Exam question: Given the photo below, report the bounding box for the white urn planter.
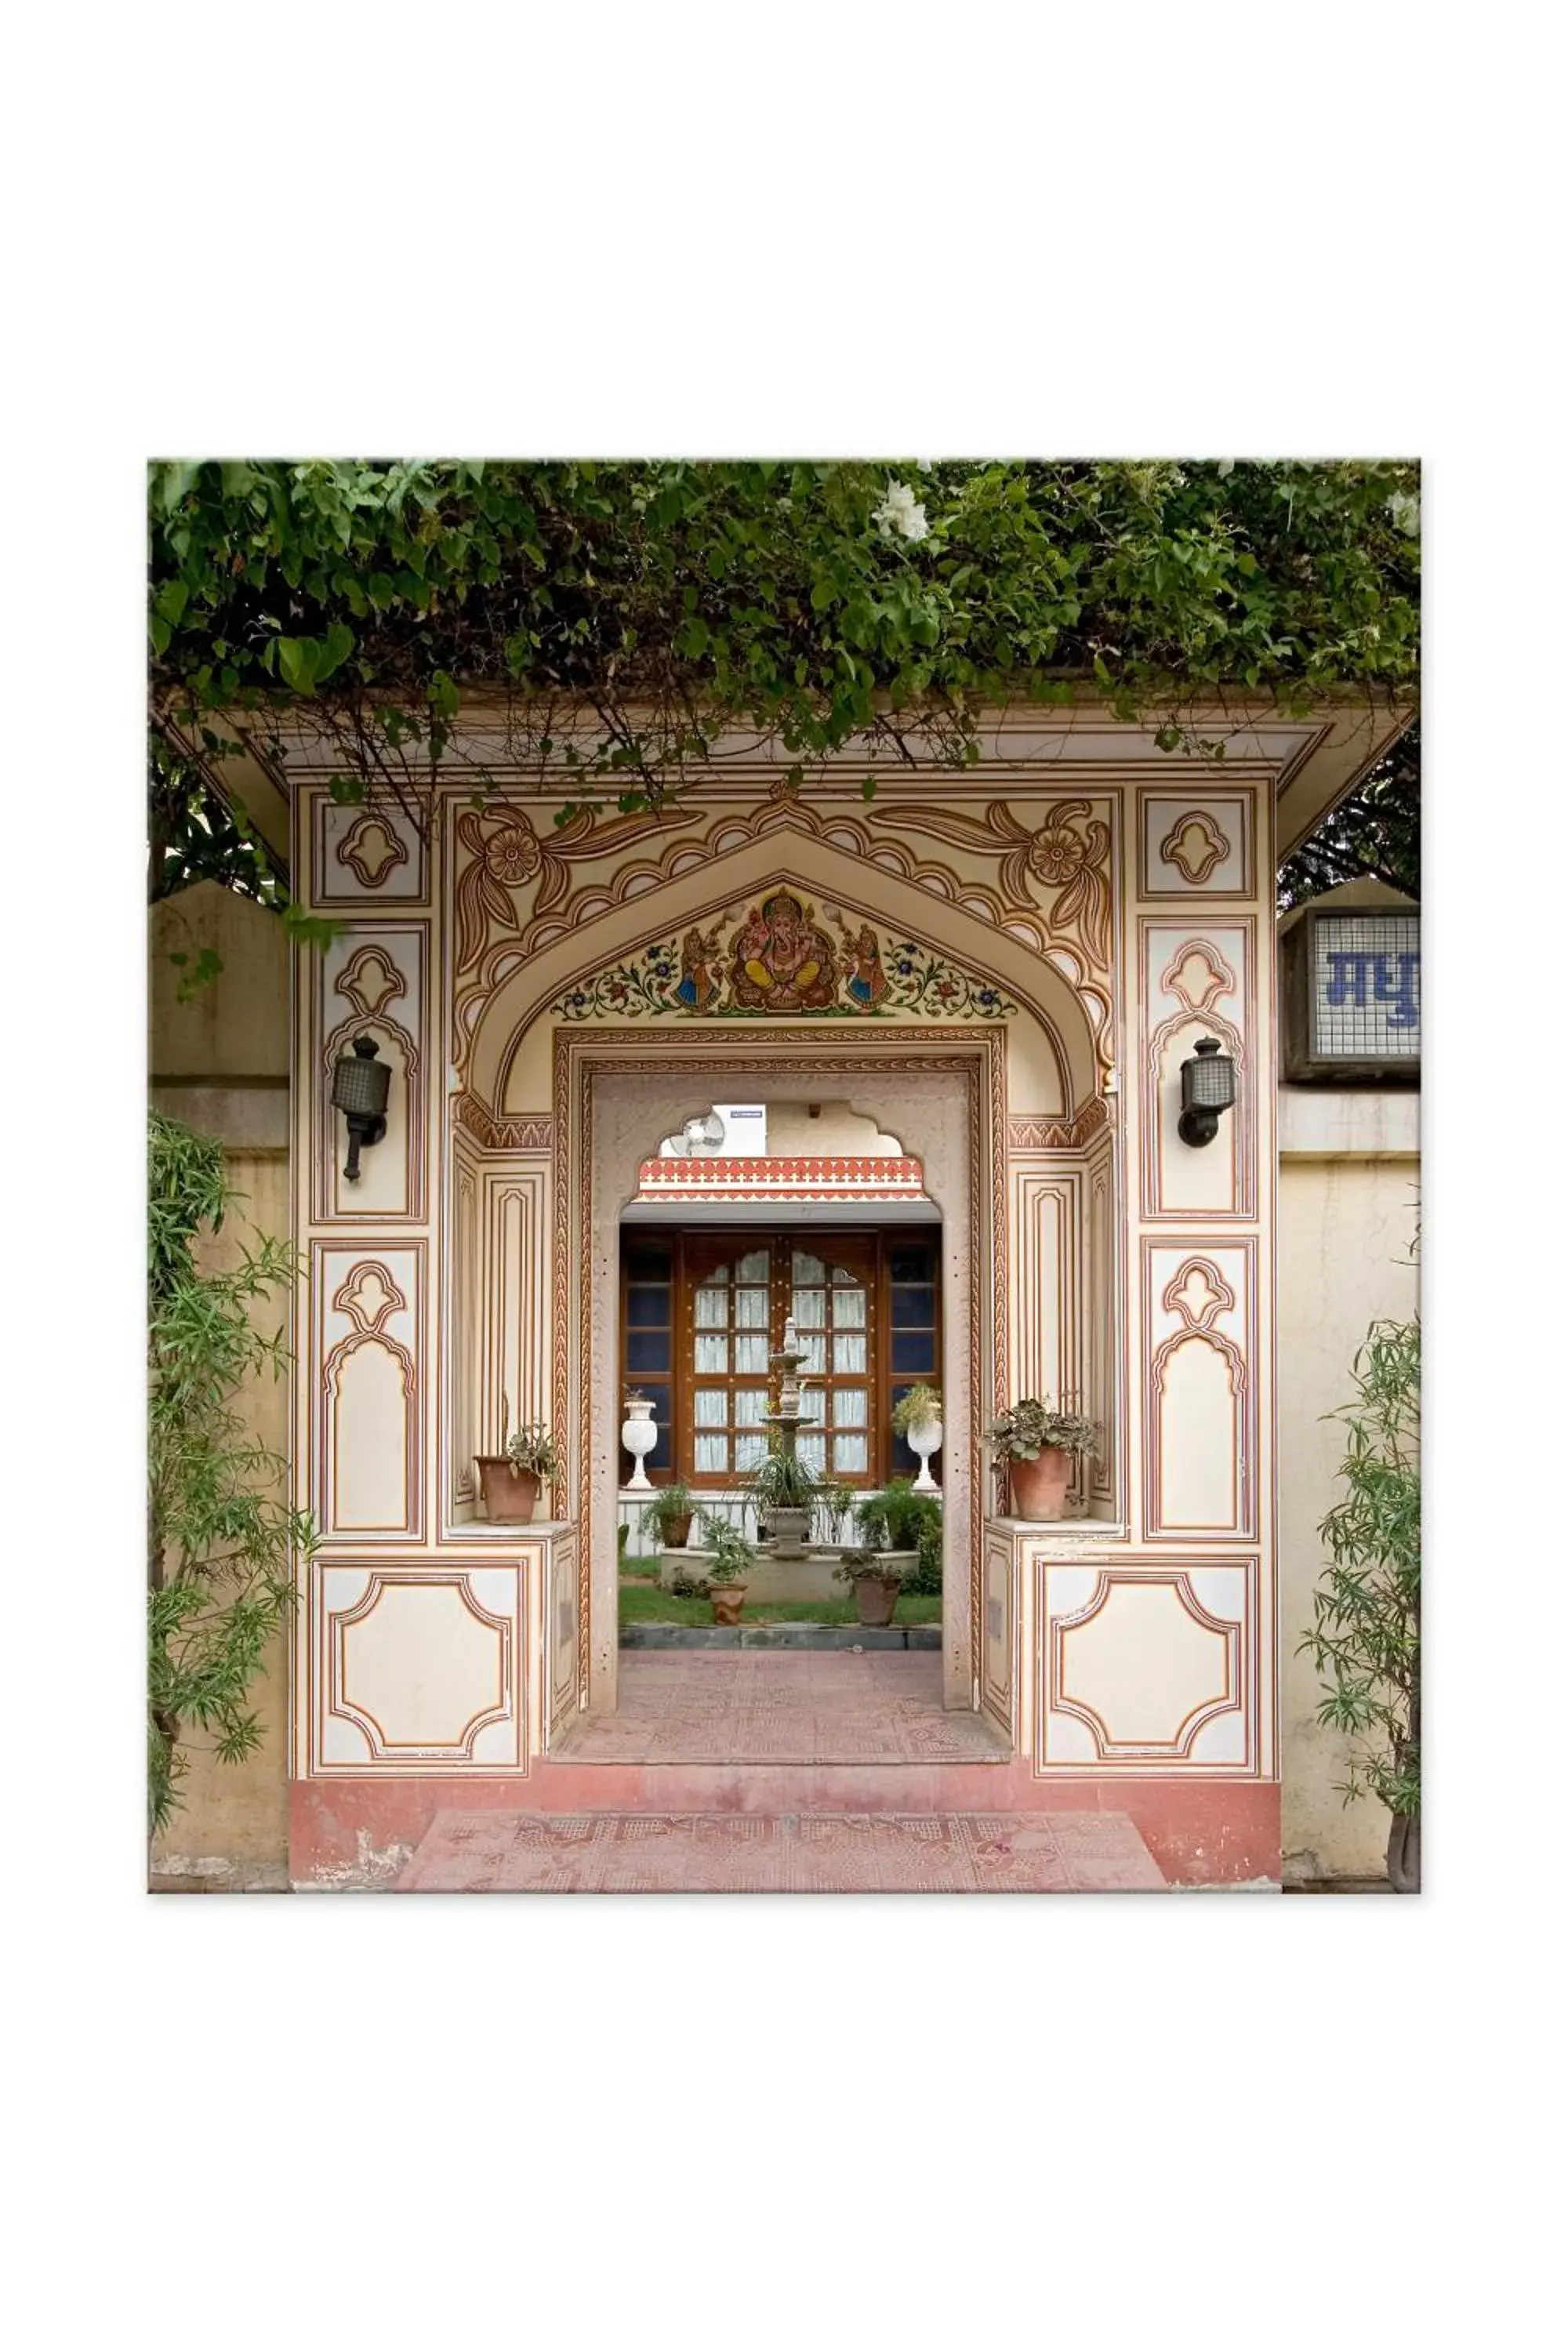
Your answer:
[621,1392,657,1491]
[907,1415,943,1494]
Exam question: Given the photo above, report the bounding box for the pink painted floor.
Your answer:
[398,1809,1168,1893]
[550,1650,1011,1765]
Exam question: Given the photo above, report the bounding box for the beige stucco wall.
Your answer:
[762,1099,906,1155]
[1278,1094,1419,1883]
[150,885,292,1880]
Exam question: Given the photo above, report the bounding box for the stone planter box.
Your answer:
[658,1548,844,1604]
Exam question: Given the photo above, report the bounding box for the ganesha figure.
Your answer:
[728,889,840,1013]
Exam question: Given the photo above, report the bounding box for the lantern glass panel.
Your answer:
[1185,1055,1235,1110]
[333,1054,390,1116]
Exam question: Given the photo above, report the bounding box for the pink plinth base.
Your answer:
[397,1809,1169,1894]
[290,1772,1279,1888]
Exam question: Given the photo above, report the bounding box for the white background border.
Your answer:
[6,3,1559,2344]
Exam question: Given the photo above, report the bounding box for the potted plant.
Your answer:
[986,1396,1098,1519]
[474,1419,561,1522]
[745,1443,821,1556]
[891,1383,944,1491]
[819,1477,858,1546]
[839,1478,942,1625]
[699,1512,753,1627]
[643,1479,695,1549]
[833,1547,898,1625]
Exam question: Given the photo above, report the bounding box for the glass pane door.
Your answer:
[688,1244,773,1475]
[790,1243,875,1483]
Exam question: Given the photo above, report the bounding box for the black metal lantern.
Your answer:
[1178,1036,1236,1148]
[332,1034,390,1180]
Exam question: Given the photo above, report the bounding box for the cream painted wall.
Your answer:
[150,887,293,1879]
[1278,1105,1419,1884]
[763,1099,905,1155]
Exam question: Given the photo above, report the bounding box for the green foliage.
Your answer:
[617,1583,943,1628]
[698,1514,755,1585]
[833,1548,885,1584]
[642,1481,695,1541]
[1278,720,1420,909]
[149,459,1420,852]
[147,728,291,913]
[903,1519,945,1597]
[503,1421,561,1478]
[1299,1291,1421,1855]
[986,1397,1099,1461]
[147,1115,315,1836]
[744,1442,822,1512]
[891,1384,942,1437]
[854,1477,943,1555]
[817,1479,859,1543]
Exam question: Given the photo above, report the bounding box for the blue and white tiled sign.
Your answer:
[1312,913,1421,1059]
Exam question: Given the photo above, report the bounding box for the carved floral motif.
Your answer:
[448,792,1115,1067]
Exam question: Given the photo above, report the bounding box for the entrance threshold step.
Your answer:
[622,1623,939,1650]
[398,1809,1168,1893]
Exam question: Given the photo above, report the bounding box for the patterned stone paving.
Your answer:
[550,1650,1010,1764]
[398,1809,1168,1893]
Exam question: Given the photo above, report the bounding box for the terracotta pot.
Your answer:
[476,1457,542,1523]
[854,1572,903,1628]
[710,1583,746,1627]
[1008,1446,1073,1520]
[658,1512,693,1549]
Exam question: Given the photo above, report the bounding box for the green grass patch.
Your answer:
[617,1579,942,1629]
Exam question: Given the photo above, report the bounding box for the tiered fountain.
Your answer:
[760,1314,815,1558]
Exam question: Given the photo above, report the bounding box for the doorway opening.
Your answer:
[553,1054,1009,1766]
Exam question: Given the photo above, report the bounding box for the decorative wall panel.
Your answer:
[312,799,430,906]
[1140,920,1255,1220]
[1138,791,1254,899]
[1086,1140,1117,1506]
[982,1530,1016,1739]
[314,1563,523,1769]
[1007,1162,1085,1506]
[314,924,429,1221]
[1142,1241,1256,1540]
[1038,1559,1259,1773]
[313,1244,426,1541]
[548,1530,580,1740]
[480,1159,552,1473]
[448,1143,479,1512]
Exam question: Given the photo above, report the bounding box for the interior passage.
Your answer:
[550,1650,1009,1765]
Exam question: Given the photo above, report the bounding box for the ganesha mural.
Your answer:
[551,891,1015,1022]
[730,891,839,1011]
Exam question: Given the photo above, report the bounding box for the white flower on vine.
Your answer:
[872,480,931,542]
[1216,458,1236,477]
[1387,489,1420,538]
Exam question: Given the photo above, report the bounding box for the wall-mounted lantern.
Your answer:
[332,1034,390,1181]
[1178,1036,1236,1148]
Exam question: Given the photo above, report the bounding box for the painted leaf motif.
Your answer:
[478,866,514,929]
[454,814,493,977]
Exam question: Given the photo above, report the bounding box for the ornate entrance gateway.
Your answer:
[283,710,1313,1885]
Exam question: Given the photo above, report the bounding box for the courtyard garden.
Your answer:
[618,1559,942,1631]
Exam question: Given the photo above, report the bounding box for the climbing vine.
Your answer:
[149,459,1420,887]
